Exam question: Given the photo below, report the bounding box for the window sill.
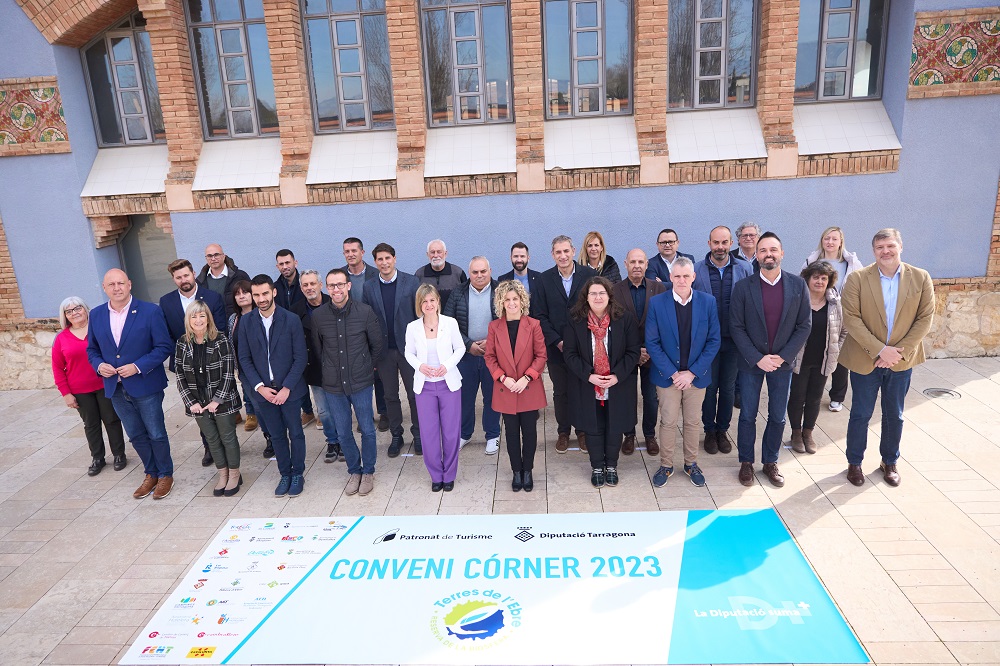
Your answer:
[793,100,901,156]
[81,144,170,197]
[543,116,640,170]
[307,132,398,184]
[666,108,768,164]
[424,125,515,177]
[192,137,282,191]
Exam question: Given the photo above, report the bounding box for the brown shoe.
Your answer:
[621,434,636,456]
[716,431,733,454]
[556,433,569,454]
[880,462,901,487]
[644,436,659,456]
[233,412,243,425]
[358,473,374,496]
[846,464,865,486]
[790,428,805,453]
[801,429,817,454]
[244,415,258,432]
[345,473,361,496]
[738,462,755,487]
[152,476,173,500]
[762,463,784,488]
[301,413,315,427]
[133,474,156,499]
[704,431,719,455]
[577,433,587,453]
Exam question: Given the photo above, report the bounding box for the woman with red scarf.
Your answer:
[563,277,641,488]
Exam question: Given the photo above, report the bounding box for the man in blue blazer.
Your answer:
[497,242,541,295]
[645,228,696,283]
[730,232,812,489]
[646,257,720,489]
[363,242,422,457]
[87,269,175,500]
[238,274,309,497]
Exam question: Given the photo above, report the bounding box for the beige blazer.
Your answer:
[839,262,934,375]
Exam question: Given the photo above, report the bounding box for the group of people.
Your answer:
[51,224,933,500]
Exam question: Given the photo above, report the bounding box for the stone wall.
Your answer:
[0,325,58,390]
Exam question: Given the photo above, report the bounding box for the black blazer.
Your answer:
[730,271,812,374]
[611,278,667,348]
[530,264,598,364]
[362,270,421,352]
[236,307,308,401]
[498,268,542,295]
[159,286,227,371]
[290,294,332,387]
[562,313,642,434]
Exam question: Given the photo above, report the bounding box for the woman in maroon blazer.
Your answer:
[485,280,547,492]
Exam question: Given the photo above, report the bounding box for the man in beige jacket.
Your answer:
[839,229,934,487]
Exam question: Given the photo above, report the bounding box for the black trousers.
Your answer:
[588,402,621,469]
[377,348,420,438]
[829,363,849,403]
[788,365,827,430]
[503,411,538,472]
[547,361,581,436]
[75,389,126,460]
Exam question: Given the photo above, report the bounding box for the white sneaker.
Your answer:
[459,438,471,450]
[485,438,500,455]
[829,401,843,412]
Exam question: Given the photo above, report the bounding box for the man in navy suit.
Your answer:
[238,274,310,497]
[87,269,175,500]
[730,232,812,488]
[363,243,422,458]
[646,257,720,489]
[497,242,541,295]
[645,228,696,283]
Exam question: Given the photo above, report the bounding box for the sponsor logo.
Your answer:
[175,597,197,609]
[691,596,813,630]
[140,646,173,655]
[281,535,303,541]
[514,527,534,542]
[430,589,522,650]
[198,631,240,638]
[248,549,274,556]
[186,647,216,659]
[147,632,183,640]
[193,579,207,590]
[249,536,273,542]
[262,522,275,529]
[375,529,493,542]
[226,535,240,542]
[190,615,203,625]
[205,599,228,606]
[230,523,251,531]
[217,614,229,624]
[202,564,213,573]
[374,529,399,544]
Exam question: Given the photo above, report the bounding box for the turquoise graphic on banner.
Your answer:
[669,509,869,664]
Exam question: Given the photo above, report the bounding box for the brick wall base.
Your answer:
[546,167,640,190]
[669,158,767,183]
[798,150,900,176]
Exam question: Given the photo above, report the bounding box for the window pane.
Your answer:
[342,75,364,100]
[605,0,629,113]
[853,0,884,97]
[699,50,721,76]
[825,41,848,67]
[344,103,366,127]
[698,78,721,104]
[307,18,340,130]
[829,0,852,7]
[187,0,212,23]
[577,59,599,85]
[244,0,264,18]
[668,0,694,109]
[192,27,228,136]
[727,0,753,105]
[220,28,243,54]
[699,21,722,48]
[304,0,328,14]
[827,13,850,38]
[225,56,247,80]
[136,31,165,140]
[214,0,242,21]
[362,0,385,9]
[116,64,138,88]
[424,9,453,124]
[229,83,251,107]
[246,23,279,133]
[700,0,723,19]
[111,36,134,62]
[232,109,254,133]
[126,116,148,141]
[482,4,510,120]
[454,11,477,37]
[823,70,846,95]
[544,0,571,117]
[577,87,600,112]
[458,68,479,92]
[336,20,358,45]
[362,14,395,127]
[456,40,478,65]
[331,0,359,12]
[85,40,124,144]
[575,1,598,27]
[577,30,598,56]
[794,0,822,100]
[460,95,480,119]
[121,90,144,114]
[338,48,361,73]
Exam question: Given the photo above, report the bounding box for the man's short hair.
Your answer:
[251,274,275,289]
[427,239,446,253]
[373,242,395,258]
[658,228,678,238]
[709,225,732,240]
[735,222,761,238]
[300,269,320,280]
[343,237,363,249]
[469,255,490,270]
[872,228,902,247]
[511,241,529,253]
[670,256,695,273]
[275,248,295,260]
[757,231,782,247]
[168,259,194,275]
[551,235,574,251]
[326,268,349,282]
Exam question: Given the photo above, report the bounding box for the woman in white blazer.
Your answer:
[405,284,466,492]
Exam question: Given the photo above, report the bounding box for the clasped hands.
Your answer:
[503,375,530,394]
[190,401,221,415]
[97,362,139,378]
[419,364,448,379]
[876,346,904,368]
[589,373,619,390]
[257,385,291,405]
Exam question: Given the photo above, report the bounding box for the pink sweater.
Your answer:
[51,328,104,396]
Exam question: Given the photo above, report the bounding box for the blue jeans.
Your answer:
[326,386,377,475]
[311,385,339,446]
[253,393,306,477]
[110,386,173,477]
[846,368,911,466]
[737,366,793,465]
[702,337,739,433]
[626,363,658,438]
[458,354,500,440]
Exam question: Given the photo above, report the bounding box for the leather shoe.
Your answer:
[621,434,636,456]
[133,474,156,499]
[704,431,719,455]
[577,433,588,453]
[431,481,444,492]
[413,437,423,456]
[377,413,390,432]
[555,433,569,453]
[442,481,454,492]
[113,454,127,471]
[87,458,105,476]
[716,431,733,454]
[152,475,173,500]
[201,448,213,467]
[387,435,403,458]
[511,471,523,492]
[801,429,817,454]
[790,428,805,453]
[522,470,534,492]
[880,462,901,487]
[645,436,659,456]
[591,467,605,488]
[762,463,784,488]
[846,464,865,486]
[738,462,755,487]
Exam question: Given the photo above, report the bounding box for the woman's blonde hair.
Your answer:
[415,283,441,317]
[578,230,607,270]
[494,280,530,318]
[184,300,219,343]
[815,226,845,261]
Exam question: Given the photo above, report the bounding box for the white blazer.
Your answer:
[404,315,466,394]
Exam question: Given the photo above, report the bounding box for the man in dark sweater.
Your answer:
[730,232,811,489]
[415,239,467,310]
[197,244,251,316]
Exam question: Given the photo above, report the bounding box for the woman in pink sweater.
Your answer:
[51,297,126,476]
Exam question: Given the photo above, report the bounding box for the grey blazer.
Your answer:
[362,270,421,351]
[730,271,812,374]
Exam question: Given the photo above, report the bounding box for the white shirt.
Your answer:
[379,270,398,284]
[672,290,693,306]
[759,271,782,286]
[257,311,275,386]
[209,265,229,279]
[178,290,197,314]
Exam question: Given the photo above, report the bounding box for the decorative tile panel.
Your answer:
[0,77,71,156]
[910,8,1000,98]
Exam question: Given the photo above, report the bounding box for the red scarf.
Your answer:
[588,311,611,402]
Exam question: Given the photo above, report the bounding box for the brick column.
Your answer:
[0,215,26,324]
[263,0,315,204]
[89,215,132,248]
[139,0,202,210]
[755,0,799,177]
[989,179,1000,278]
[385,0,427,198]
[634,0,669,184]
[510,0,544,191]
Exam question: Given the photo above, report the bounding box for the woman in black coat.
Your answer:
[563,276,641,488]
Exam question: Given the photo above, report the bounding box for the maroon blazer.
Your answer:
[485,316,548,414]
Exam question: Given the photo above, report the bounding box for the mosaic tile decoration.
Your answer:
[910,8,1000,97]
[0,77,71,156]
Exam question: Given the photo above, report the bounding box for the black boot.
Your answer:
[262,434,274,459]
[201,444,213,467]
[511,471,523,492]
[522,470,534,492]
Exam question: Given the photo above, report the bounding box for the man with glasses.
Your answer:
[197,244,251,317]
[646,229,695,283]
[731,222,761,272]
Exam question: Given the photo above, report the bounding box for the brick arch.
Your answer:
[17,0,140,46]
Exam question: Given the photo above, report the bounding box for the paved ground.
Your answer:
[1,357,999,665]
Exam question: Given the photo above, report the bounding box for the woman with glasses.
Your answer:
[52,297,127,476]
[563,277,641,488]
[578,231,622,283]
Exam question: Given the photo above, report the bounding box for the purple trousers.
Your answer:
[415,380,462,483]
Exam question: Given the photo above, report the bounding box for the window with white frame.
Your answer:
[794,0,887,100]
[82,12,165,146]
[668,0,756,109]
[304,0,395,131]
[543,0,631,118]
[186,0,278,138]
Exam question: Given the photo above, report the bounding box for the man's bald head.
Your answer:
[102,269,132,308]
[625,248,648,285]
[205,244,226,274]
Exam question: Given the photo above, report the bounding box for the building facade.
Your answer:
[0,0,997,387]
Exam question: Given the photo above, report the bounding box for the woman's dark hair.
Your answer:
[570,276,625,321]
[229,279,252,315]
[800,261,838,290]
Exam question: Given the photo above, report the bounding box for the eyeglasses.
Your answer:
[65,306,85,316]
[588,291,608,298]
[738,233,758,240]
[658,240,677,246]
[328,282,349,291]
[205,252,223,259]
